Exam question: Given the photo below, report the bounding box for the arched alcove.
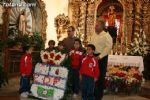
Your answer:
[95,0,124,44]
[8,0,47,42]
[1,0,47,75]
[90,0,136,54]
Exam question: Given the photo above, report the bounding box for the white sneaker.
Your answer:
[20,92,28,98]
[73,94,78,98]
[25,92,29,95]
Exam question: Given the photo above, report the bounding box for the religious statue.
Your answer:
[107,6,117,44]
[18,10,27,35]
[55,14,70,40]
[108,6,116,27]
[57,18,67,37]
[0,5,3,24]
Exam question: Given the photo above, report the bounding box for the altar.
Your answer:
[106,55,144,94]
[108,55,144,73]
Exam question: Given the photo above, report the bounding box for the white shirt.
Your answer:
[89,31,113,59]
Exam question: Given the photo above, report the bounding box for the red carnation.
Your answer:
[115,72,126,77]
[55,69,59,75]
[44,54,48,59]
[55,54,61,60]
[50,53,55,58]
[133,73,142,81]
[48,60,55,65]
[28,32,31,35]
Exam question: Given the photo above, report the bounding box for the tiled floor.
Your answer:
[0,77,149,100]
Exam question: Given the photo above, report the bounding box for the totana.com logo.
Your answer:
[0,0,36,7]
[2,2,36,7]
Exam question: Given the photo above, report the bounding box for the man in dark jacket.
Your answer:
[62,26,77,52]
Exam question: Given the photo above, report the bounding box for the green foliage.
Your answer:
[21,34,31,47]
[30,32,45,50]
[7,31,45,50]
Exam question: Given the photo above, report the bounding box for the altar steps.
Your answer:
[140,80,150,99]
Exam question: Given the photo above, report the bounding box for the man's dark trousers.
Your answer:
[95,55,108,100]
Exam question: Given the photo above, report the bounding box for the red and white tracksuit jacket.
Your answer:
[20,53,33,76]
[80,55,100,79]
[70,48,83,69]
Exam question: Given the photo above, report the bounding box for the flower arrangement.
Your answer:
[127,30,150,56]
[40,50,66,65]
[31,63,68,100]
[106,65,143,94]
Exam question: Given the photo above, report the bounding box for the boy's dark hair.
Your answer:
[22,45,31,53]
[58,41,64,46]
[74,38,83,50]
[74,38,81,45]
[48,40,55,46]
[87,44,95,51]
[68,26,75,32]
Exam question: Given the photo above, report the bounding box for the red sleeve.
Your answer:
[20,55,32,75]
[94,59,100,79]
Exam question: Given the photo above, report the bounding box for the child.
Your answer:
[45,40,55,52]
[80,44,100,100]
[55,41,67,66]
[55,41,66,54]
[70,38,84,98]
[19,45,33,97]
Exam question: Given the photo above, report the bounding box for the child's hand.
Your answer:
[94,78,98,82]
[22,74,26,77]
[65,55,68,59]
[96,56,101,60]
[80,75,82,81]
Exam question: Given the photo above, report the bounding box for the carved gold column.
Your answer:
[2,1,11,72]
[68,0,95,45]
[37,0,47,42]
[134,0,142,34]
[70,1,80,28]
[78,2,86,35]
[142,0,150,44]
[82,0,95,46]
[125,0,134,43]
[86,2,95,38]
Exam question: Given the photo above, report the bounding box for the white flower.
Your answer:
[54,52,66,65]
[41,51,50,63]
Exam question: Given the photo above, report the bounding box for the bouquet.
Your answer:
[106,65,143,94]
[40,50,66,65]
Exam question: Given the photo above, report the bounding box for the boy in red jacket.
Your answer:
[80,44,100,100]
[70,39,84,98]
[19,45,33,97]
